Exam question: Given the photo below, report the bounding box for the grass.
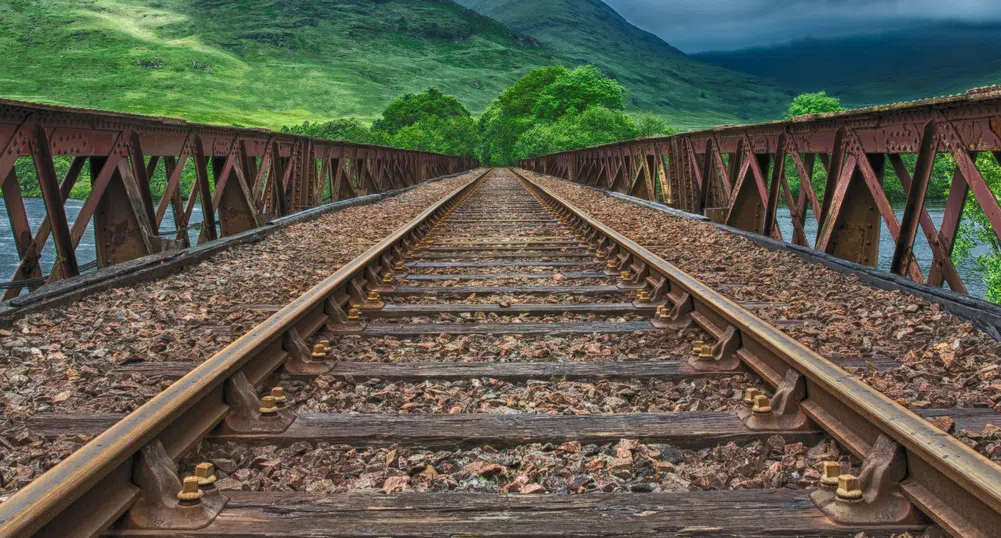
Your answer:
[455,0,794,130]
[0,0,564,129]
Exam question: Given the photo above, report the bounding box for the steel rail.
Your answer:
[0,169,493,538]
[515,170,1001,538]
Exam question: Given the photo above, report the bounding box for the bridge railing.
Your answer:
[520,87,1001,295]
[0,99,478,298]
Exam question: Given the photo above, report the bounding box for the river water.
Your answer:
[0,199,991,299]
[0,198,203,291]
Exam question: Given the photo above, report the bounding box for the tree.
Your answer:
[533,65,626,121]
[953,153,1001,302]
[281,118,385,145]
[634,112,675,138]
[478,64,636,165]
[786,91,843,119]
[372,88,471,135]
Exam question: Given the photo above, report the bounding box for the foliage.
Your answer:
[392,115,480,158]
[532,65,626,121]
[634,112,676,138]
[281,118,387,145]
[372,89,472,136]
[953,153,1001,302]
[786,91,843,119]
[514,107,637,158]
[478,65,663,165]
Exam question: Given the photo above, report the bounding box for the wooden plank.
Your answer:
[421,246,588,252]
[403,272,607,281]
[370,303,649,317]
[218,412,820,448]
[105,490,930,537]
[118,360,729,382]
[385,286,623,296]
[407,261,596,268]
[358,321,654,336]
[415,252,595,260]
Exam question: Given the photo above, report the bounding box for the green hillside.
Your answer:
[0,0,564,128]
[455,0,794,129]
[693,23,1001,108]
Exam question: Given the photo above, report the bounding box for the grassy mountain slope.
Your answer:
[0,0,563,128]
[455,0,793,129]
[693,23,1001,108]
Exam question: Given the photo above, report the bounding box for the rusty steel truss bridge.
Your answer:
[0,99,477,299]
[521,87,1001,296]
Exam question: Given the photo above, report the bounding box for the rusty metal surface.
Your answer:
[0,169,491,538]
[519,87,1001,295]
[516,169,1001,538]
[0,99,477,297]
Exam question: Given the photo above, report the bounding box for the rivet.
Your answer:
[260,395,279,416]
[751,394,772,414]
[836,475,863,502]
[821,461,840,487]
[195,462,217,488]
[270,386,288,406]
[177,476,204,503]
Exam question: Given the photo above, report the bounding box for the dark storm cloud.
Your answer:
[603,0,1001,52]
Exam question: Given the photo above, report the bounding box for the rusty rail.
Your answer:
[0,99,478,298]
[515,169,1001,538]
[0,169,491,538]
[519,87,1001,296]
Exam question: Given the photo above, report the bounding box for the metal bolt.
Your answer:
[260,395,279,416]
[195,462,217,488]
[658,305,670,320]
[347,306,361,321]
[620,271,631,282]
[820,461,841,487]
[607,260,617,269]
[270,386,288,406]
[318,339,332,352]
[836,475,863,502]
[636,289,650,301]
[751,394,772,415]
[382,273,394,284]
[596,250,607,259]
[743,388,760,407]
[311,343,328,359]
[366,290,381,302]
[177,476,204,503]
[587,243,597,251]
[394,261,405,270]
[692,341,705,354]
[698,345,714,359]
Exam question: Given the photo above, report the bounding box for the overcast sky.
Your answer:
[602,0,1001,52]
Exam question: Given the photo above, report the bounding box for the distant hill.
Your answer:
[0,0,564,128]
[455,0,793,129]
[693,23,1001,108]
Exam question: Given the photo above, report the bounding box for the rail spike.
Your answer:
[738,368,812,431]
[811,435,923,526]
[283,327,335,374]
[123,440,227,530]
[222,371,296,434]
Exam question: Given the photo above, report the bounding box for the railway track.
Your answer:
[2,168,1001,536]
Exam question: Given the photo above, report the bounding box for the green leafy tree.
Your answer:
[478,65,637,165]
[392,115,480,158]
[372,88,471,135]
[281,118,386,145]
[953,153,1001,302]
[634,112,676,138]
[532,65,626,121]
[786,91,843,119]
